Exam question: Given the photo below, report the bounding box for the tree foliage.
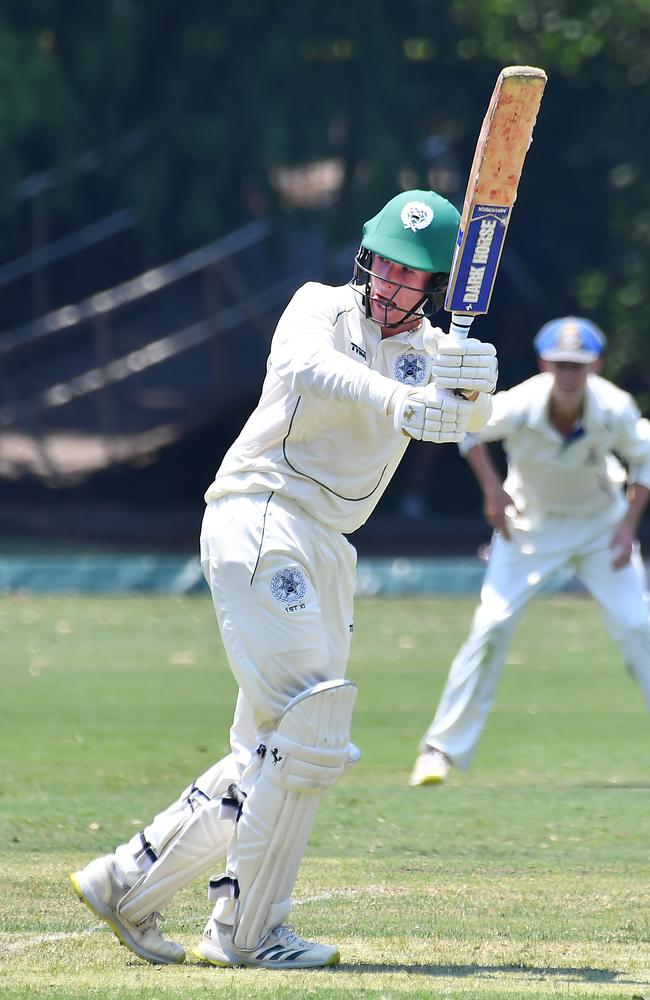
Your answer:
[2,0,650,391]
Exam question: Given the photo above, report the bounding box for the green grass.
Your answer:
[1,594,649,999]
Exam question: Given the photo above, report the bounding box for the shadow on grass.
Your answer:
[336,961,647,985]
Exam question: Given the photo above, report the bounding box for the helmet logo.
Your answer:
[557,321,582,351]
[400,201,434,232]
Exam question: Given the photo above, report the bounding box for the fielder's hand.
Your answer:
[394,385,492,443]
[609,521,636,570]
[483,484,516,540]
[423,332,498,394]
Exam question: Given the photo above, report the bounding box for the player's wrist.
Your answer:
[387,384,415,423]
[482,480,506,500]
[465,392,493,432]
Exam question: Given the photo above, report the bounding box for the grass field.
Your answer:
[1,593,649,1000]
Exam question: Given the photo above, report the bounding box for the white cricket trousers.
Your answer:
[422,511,650,770]
[116,491,356,879]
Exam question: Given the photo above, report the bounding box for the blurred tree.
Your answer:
[0,1,649,394]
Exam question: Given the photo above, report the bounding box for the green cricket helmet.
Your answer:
[352,189,460,328]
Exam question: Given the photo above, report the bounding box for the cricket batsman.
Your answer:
[411,317,650,787]
[70,189,498,968]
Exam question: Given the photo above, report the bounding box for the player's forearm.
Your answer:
[464,443,503,496]
[271,284,397,415]
[278,345,399,415]
[622,483,650,533]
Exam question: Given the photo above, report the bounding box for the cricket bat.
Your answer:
[444,65,547,340]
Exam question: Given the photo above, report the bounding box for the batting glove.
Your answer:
[394,384,480,443]
[423,333,498,394]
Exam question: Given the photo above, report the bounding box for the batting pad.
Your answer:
[229,679,360,951]
[118,798,234,924]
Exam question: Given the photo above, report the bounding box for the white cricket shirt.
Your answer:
[205,282,439,533]
[461,371,650,520]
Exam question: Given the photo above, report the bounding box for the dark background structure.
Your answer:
[2,1,650,555]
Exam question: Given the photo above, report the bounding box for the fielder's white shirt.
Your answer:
[205,282,440,533]
[461,371,650,522]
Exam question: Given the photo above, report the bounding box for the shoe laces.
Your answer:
[273,924,308,948]
[136,911,163,934]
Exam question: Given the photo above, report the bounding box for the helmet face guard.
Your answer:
[352,246,448,328]
[349,190,459,329]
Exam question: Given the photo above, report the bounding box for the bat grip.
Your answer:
[449,313,475,341]
[449,313,476,400]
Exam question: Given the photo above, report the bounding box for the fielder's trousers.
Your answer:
[422,508,650,769]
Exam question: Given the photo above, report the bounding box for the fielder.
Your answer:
[411,317,650,787]
[70,189,498,968]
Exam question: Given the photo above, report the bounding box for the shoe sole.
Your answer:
[409,773,446,786]
[191,944,340,969]
[69,872,185,966]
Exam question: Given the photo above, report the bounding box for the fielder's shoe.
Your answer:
[70,854,185,965]
[409,747,451,786]
[192,917,340,969]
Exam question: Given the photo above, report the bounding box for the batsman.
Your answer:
[70,189,498,969]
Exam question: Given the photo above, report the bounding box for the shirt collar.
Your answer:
[366,325,424,347]
[525,373,553,432]
[526,372,607,435]
[582,376,609,432]
[403,323,427,349]
[353,302,381,348]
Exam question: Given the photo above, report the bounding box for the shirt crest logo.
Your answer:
[271,567,307,604]
[400,201,434,232]
[394,351,426,385]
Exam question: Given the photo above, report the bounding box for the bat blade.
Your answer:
[444,65,547,318]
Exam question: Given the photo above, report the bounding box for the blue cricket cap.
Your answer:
[534,317,607,363]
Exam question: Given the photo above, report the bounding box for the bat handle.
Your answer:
[449,313,477,400]
[449,313,475,341]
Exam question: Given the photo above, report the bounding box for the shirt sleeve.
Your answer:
[613,395,650,489]
[269,283,399,416]
[458,386,524,454]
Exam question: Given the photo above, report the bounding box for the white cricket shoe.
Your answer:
[192,917,340,969]
[409,747,451,786]
[70,854,185,965]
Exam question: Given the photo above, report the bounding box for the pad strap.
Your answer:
[118,797,235,923]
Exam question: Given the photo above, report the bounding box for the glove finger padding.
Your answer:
[395,386,468,443]
[435,337,497,359]
[431,337,498,394]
